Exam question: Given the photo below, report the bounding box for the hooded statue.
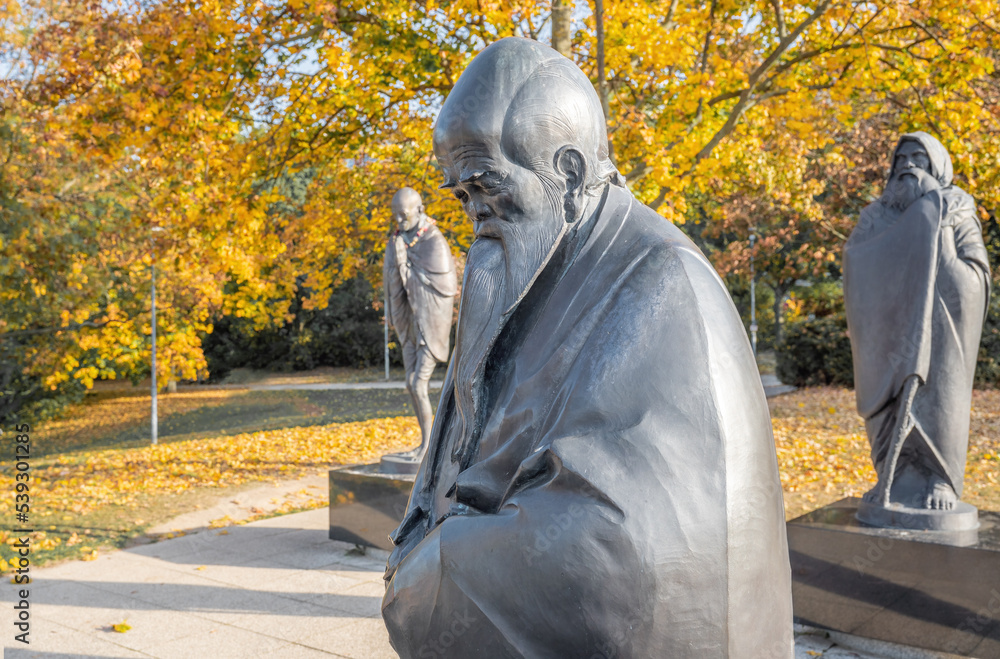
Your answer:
[381,37,793,658]
[844,131,990,524]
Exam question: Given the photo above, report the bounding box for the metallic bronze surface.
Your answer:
[380,37,793,658]
[844,132,990,525]
[382,187,458,467]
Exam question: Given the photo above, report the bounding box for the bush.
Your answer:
[776,312,854,387]
[202,275,403,380]
[784,280,844,323]
[0,341,87,426]
[976,286,1000,387]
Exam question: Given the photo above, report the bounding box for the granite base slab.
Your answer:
[329,464,414,551]
[788,497,1000,657]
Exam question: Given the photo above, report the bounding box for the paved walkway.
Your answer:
[190,381,444,392]
[4,509,393,658]
[762,372,798,397]
[197,375,796,397]
[3,507,961,659]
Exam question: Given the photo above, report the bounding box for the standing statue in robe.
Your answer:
[383,187,458,465]
[381,37,793,658]
[844,132,990,529]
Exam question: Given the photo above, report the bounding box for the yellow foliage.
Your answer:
[4,0,1000,414]
[771,387,1000,519]
[0,414,419,572]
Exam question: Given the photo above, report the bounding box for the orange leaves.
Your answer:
[771,386,1000,519]
[8,0,1000,424]
[9,415,419,514]
[0,412,419,571]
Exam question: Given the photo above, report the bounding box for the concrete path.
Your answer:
[762,372,798,397]
[189,381,444,392]
[196,375,798,398]
[3,509,393,658]
[2,507,961,658]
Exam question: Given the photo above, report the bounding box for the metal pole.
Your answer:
[384,287,390,381]
[151,258,158,445]
[749,232,758,357]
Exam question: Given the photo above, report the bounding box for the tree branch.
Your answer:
[770,0,787,39]
[691,0,833,166]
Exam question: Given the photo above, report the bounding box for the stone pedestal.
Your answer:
[856,498,979,543]
[328,465,414,551]
[379,453,422,475]
[788,497,1000,657]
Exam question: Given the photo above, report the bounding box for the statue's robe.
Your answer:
[382,184,793,658]
[844,132,990,502]
[383,222,457,362]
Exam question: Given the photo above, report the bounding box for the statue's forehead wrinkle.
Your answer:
[896,142,928,156]
[449,143,494,162]
[439,142,502,184]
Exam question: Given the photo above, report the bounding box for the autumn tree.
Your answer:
[4,0,1000,421]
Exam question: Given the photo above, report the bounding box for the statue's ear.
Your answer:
[554,146,588,223]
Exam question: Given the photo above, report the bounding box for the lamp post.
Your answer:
[384,286,390,381]
[749,231,758,357]
[150,226,164,445]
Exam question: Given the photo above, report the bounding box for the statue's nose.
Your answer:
[473,202,493,221]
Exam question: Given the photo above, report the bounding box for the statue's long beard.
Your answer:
[451,212,565,455]
[883,173,922,212]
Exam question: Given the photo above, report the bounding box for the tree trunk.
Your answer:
[551,0,572,56]
[594,0,614,164]
[167,379,177,394]
[773,285,788,346]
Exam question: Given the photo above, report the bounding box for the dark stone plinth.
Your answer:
[788,497,1000,657]
[329,465,414,551]
[379,453,421,475]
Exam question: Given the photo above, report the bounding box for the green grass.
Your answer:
[37,387,440,458]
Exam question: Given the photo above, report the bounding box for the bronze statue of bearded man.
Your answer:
[381,37,793,658]
[845,132,990,531]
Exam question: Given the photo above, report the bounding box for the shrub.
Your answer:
[776,312,854,387]
[0,341,87,426]
[201,275,403,380]
[776,276,1000,389]
[976,287,1000,387]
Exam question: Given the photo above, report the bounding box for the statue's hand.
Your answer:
[940,219,958,260]
[909,168,941,196]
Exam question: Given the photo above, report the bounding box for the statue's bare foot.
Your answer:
[924,475,957,510]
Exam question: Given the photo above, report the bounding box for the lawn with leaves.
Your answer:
[1,386,431,570]
[3,383,998,572]
[771,387,1000,519]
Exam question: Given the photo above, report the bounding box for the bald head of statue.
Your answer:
[434,37,621,242]
[392,187,425,233]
